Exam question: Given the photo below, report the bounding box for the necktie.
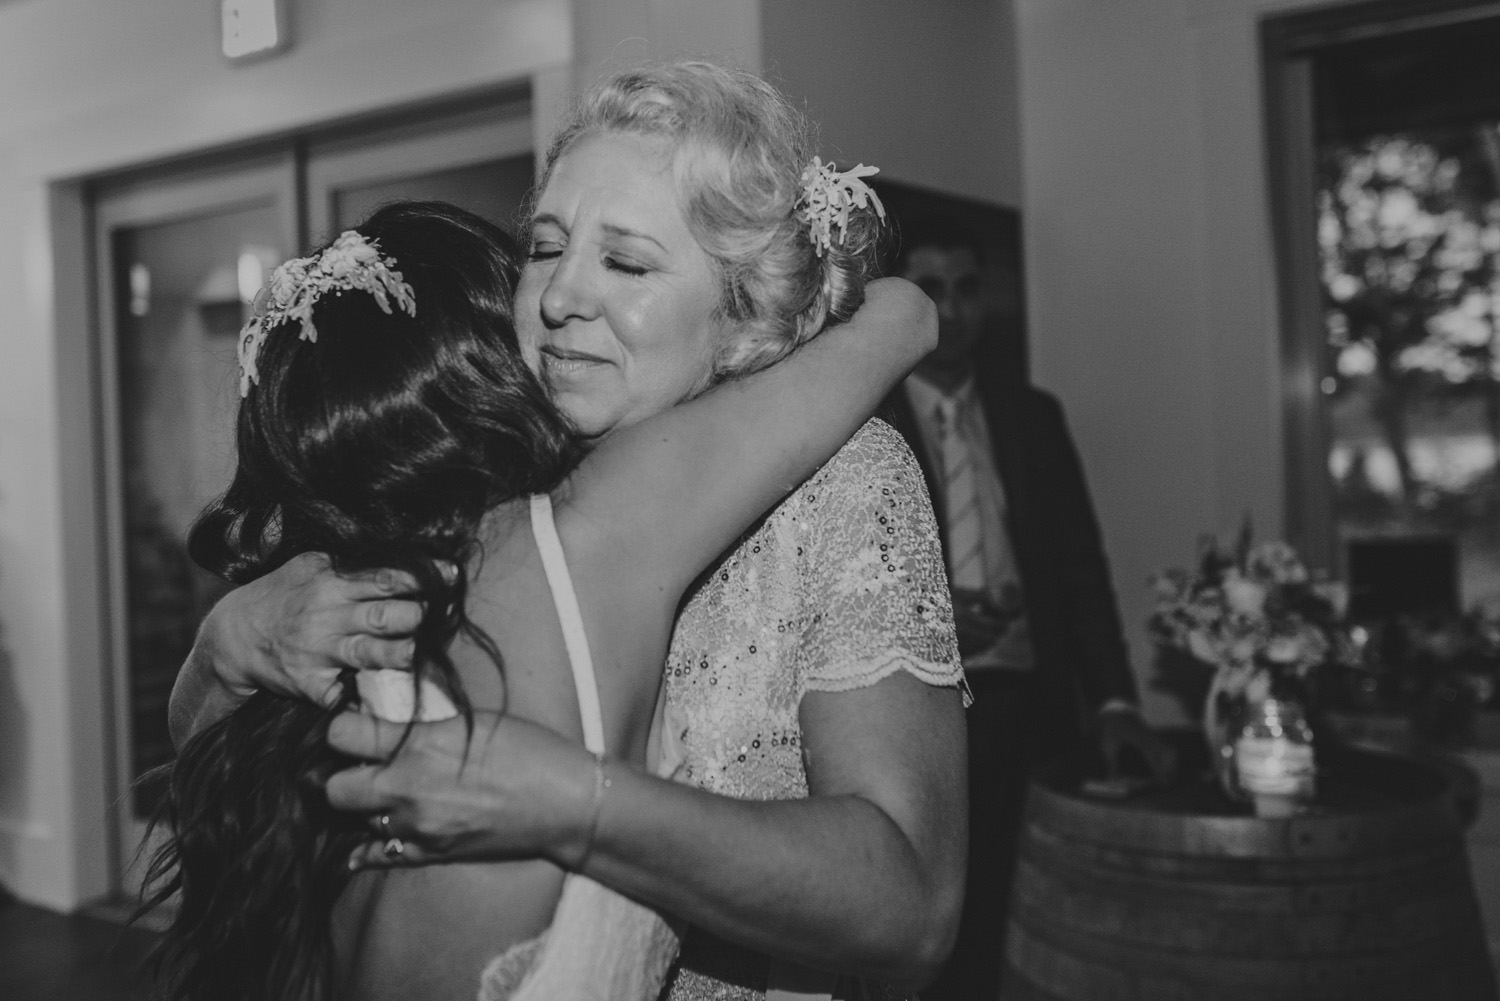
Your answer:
[935,397,985,592]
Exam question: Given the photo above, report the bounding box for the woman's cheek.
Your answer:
[607,295,656,356]
[514,273,546,378]
[518,334,543,379]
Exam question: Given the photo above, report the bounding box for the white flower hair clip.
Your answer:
[796,157,887,257]
[236,230,416,397]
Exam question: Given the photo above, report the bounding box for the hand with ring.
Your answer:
[325,709,601,872]
[376,813,405,861]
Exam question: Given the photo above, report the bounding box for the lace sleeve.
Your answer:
[794,421,967,703]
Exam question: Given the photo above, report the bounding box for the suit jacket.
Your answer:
[883,377,1138,755]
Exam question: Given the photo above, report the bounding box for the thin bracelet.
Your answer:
[575,750,612,871]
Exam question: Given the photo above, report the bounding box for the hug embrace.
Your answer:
[154,59,969,1001]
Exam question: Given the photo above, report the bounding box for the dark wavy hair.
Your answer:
[138,201,579,1001]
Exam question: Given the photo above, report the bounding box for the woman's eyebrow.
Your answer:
[601,223,667,252]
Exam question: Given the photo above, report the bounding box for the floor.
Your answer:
[0,893,159,1001]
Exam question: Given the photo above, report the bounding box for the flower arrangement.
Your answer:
[1149,525,1357,784]
[1151,528,1353,700]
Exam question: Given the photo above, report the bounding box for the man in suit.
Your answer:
[884,219,1173,1000]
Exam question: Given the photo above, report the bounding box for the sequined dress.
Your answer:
[656,419,965,1001]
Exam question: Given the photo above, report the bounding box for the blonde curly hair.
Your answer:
[541,61,885,382]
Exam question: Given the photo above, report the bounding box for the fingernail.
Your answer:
[347,854,363,872]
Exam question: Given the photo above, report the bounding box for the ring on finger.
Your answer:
[383,837,405,858]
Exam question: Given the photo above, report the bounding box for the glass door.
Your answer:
[94,154,298,894]
[92,94,538,900]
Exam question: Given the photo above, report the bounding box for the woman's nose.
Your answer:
[538,249,599,328]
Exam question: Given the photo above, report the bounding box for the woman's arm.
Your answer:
[325,676,966,986]
[596,676,967,983]
[563,277,935,598]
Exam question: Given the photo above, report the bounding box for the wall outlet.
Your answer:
[221,0,290,62]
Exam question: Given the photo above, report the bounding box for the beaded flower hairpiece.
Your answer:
[236,230,416,397]
[796,156,887,257]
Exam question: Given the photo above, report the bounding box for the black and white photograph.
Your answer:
[2,2,1500,1000]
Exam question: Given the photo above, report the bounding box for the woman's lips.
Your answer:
[540,346,608,379]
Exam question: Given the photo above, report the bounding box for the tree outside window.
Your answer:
[1319,128,1500,610]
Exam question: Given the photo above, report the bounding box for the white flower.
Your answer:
[1187,630,1221,665]
[1264,634,1306,664]
[1313,581,1349,618]
[1228,634,1259,666]
[1223,573,1267,617]
[1150,570,1188,603]
[796,157,886,257]
[338,231,381,263]
[329,254,358,280]
[269,261,305,306]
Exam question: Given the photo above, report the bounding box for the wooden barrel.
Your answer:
[1000,741,1498,1001]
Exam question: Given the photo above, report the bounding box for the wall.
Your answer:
[762,0,1020,208]
[1014,0,1322,720]
[0,0,571,911]
[571,0,762,86]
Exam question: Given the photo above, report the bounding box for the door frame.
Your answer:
[305,96,534,242]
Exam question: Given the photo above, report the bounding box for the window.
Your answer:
[1266,2,1500,616]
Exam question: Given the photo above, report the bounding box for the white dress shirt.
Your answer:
[903,374,1034,672]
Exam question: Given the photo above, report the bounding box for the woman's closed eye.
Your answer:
[605,255,649,277]
[528,243,563,262]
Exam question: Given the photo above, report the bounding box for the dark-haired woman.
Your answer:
[151,194,936,1001]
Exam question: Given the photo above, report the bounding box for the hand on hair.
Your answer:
[205,552,425,709]
[323,710,599,871]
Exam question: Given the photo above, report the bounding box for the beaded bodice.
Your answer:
[658,419,963,1001]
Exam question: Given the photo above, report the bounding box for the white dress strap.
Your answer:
[481,497,683,1001]
[529,494,606,756]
